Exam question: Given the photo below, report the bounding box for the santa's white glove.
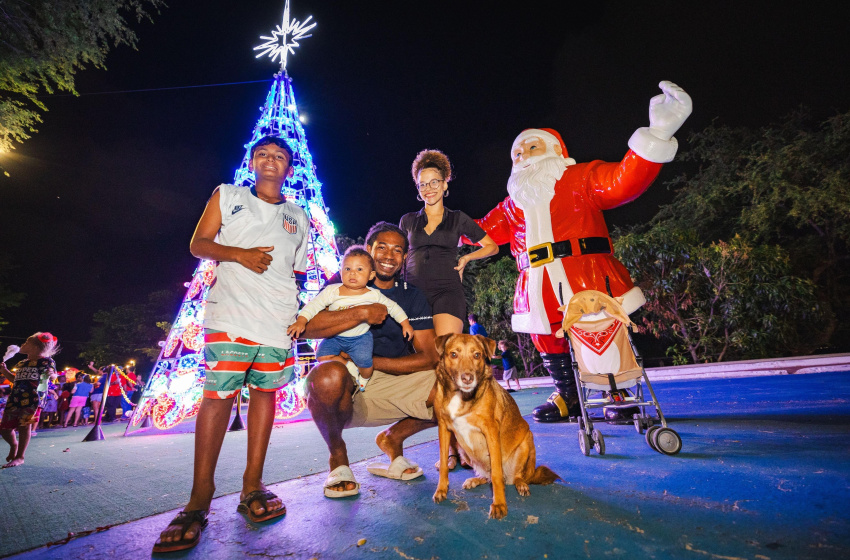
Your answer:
[628,81,693,163]
[648,81,692,141]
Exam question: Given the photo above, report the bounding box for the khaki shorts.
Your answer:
[347,368,436,428]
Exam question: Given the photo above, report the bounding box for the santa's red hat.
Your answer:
[512,128,569,159]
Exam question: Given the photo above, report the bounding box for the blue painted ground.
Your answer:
[6,372,850,560]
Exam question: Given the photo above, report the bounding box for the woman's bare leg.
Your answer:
[433,313,463,337]
[431,313,464,464]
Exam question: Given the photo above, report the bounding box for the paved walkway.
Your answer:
[5,372,850,559]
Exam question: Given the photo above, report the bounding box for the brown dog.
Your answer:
[431,334,559,519]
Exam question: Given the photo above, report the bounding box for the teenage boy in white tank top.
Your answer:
[155,137,308,552]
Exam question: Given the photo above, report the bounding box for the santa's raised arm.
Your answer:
[475,81,692,423]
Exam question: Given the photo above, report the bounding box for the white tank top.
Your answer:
[204,184,309,348]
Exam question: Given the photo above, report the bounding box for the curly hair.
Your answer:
[411,149,452,183]
[342,245,376,271]
[365,221,409,253]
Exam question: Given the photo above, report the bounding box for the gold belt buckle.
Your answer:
[527,242,554,268]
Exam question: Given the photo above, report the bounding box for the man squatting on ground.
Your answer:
[303,222,440,496]
[155,136,309,552]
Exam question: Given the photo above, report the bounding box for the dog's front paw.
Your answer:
[463,476,488,490]
[515,481,530,496]
[489,502,508,519]
[433,487,448,503]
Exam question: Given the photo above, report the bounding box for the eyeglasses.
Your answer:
[417,179,444,192]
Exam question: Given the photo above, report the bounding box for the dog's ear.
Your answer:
[434,334,452,356]
[476,336,498,362]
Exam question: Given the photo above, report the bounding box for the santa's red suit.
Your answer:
[477,141,661,354]
[473,81,692,421]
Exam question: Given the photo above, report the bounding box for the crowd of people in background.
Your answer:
[0,354,144,435]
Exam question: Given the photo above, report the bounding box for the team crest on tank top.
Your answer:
[282,213,298,234]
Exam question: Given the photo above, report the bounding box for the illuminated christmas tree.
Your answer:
[127,1,339,432]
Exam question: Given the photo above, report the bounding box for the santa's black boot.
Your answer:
[532,353,581,423]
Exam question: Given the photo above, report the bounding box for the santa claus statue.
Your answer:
[475,81,692,422]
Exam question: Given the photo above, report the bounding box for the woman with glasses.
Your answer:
[399,149,498,337]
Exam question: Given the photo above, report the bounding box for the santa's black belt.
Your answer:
[517,237,612,270]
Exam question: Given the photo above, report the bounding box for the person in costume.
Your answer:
[473,81,692,422]
[399,149,498,336]
[0,332,59,467]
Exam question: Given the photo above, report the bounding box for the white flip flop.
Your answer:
[367,455,424,481]
[324,465,360,498]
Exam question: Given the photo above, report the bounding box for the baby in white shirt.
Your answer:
[288,247,413,389]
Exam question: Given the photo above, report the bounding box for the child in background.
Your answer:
[0,333,59,467]
[498,340,522,392]
[57,375,72,426]
[287,246,414,390]
[87,362,105,421]
[65,374,93,427]
[40,373,59,428]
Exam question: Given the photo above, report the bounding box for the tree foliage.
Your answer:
[653,110,850,344]
[615,227,820,364]
[609,107,850,362]
[335,233,365,254]
[465,256,544,376]
[0,0,163,152]
[79,289,178,368]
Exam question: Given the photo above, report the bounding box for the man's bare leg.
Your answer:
[376,417,436,472]
[158,396,233,544]
[306,362,355,492]
[241,387,283,517]
[377,382,438,474]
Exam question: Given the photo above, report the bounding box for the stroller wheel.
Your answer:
[591,429,605,455]
[652,427,682,455]
[645,425,660,451]
[578,430,591,456]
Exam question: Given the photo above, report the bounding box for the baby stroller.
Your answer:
[559,290,682,456]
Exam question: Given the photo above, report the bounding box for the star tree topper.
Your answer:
[254,0,316,71]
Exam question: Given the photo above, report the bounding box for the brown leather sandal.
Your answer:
[152,509,208,553]
[237,489,287,523]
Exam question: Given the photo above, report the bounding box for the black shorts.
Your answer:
[422,281,466,321]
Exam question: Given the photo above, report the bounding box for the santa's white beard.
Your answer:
[507,155,568,210]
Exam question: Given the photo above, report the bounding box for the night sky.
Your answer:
[2,0,849,364]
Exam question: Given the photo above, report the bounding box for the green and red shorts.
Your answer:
[202,329,295,399]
